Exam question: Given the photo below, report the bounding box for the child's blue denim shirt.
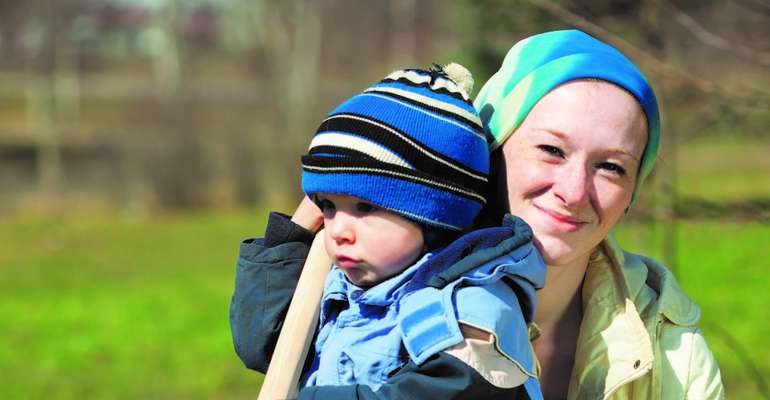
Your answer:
[301,216,546,399]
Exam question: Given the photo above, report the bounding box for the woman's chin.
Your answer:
[532,235,583,267]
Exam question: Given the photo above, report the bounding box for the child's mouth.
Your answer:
[335,255,362,269]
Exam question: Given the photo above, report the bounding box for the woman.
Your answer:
[473,30,724,399]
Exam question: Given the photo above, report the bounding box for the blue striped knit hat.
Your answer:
[301,64,489,231]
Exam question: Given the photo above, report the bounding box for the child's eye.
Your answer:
[355,202,378,213]
[597,162,627,176]
[314,198,336,212]
[537,145,564,158]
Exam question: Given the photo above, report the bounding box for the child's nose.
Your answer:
[327,212,356,244]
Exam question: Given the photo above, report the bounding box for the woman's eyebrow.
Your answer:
[538,129,640,161]
[536,128,640,160]
[537,128,568,140]
[606,148,640,161]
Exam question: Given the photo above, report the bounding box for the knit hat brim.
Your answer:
[302,170,483,231]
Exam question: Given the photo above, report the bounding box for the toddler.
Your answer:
[230,64,546,399]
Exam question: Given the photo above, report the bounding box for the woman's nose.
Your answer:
[554,162,590,207]
[327,212,356,244]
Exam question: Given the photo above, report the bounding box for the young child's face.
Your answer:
[315,194,425,287]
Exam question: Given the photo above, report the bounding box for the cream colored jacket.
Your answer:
[564,236,725,399]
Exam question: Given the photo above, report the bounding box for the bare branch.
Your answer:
[666,2,770,68]
[737,0,770,16]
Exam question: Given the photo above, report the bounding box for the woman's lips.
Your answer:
[534,204,587,232]
[335,255,362,269]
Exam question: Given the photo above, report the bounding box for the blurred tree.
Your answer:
[25,0,82,208]
[449,0,563,90]
[150,0,182,97]
[0,0,29,66]
[638,0,679,272]
[219,0,322,205]
[388,0,417,67]
[1,0,766,214]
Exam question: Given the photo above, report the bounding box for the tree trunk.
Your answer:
[641,0,678,275]
[388,0,417,68]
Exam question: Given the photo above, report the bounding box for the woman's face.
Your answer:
[500,80,647,267]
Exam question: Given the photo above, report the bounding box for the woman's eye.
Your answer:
[355,202,378,213]
[597,162,627,176]
[537,145,564,158]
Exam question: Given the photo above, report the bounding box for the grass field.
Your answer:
[0,210,265,399]
[1,208,768,399]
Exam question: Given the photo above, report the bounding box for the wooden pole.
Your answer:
[257,230,332,400]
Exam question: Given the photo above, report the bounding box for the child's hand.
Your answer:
[290,196,324,234]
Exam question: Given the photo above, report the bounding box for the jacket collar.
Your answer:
[568,234,700,399]
[602,235,700,326]
[322,253,428,308]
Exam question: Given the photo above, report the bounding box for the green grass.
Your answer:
[0,210,268,399]
[1,210,767,399]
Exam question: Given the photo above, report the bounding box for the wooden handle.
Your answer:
[257,229,332,400]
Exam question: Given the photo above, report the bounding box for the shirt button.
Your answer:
[633,360,641,369]
[350,290,363,300]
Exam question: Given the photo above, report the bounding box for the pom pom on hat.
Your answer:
[443,62,474,97]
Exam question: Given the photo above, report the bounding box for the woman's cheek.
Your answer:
[596,184,632,226]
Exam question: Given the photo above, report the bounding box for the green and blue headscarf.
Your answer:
[474,30,660,203]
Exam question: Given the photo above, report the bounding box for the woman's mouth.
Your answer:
[534,205,588,232]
